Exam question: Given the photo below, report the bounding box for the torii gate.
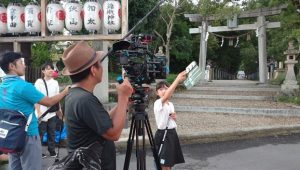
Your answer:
[184,5,287,83]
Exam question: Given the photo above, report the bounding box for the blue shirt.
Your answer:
[0,75,44,136]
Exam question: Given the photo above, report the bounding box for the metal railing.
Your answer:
[211,68,235,80]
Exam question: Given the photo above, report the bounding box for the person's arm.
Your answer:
[161,70,187,103]
[38,85,69,107]
[102,78,133,141]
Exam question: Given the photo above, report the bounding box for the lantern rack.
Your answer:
[0,0,128,43]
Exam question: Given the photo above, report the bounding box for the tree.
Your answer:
[153,0,192,72]
[128,0,159,33]
[31,42,53,67]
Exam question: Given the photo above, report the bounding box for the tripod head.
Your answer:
[129,84,151,116]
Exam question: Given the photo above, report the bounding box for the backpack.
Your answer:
[0,109,32,153]
[48,141,104,170]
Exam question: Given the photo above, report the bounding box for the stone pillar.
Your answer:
[257,16,268,84]
[199,21,208,72]
[281,41,299,93]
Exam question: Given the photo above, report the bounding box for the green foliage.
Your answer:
[297,75,300,85]
[152,0,198,72]
[56,75,71,85]
[128,0,158,33]
[277,92,300,105]
[269,72,285,85]
[198,0,219,17]
[1,0,32,6]
[275,74,300,105]
[239,42,258,74]
[5,0,300,79]
[166,74,177,84]
[31,42,53,67]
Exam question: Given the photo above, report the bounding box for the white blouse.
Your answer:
[34,78,59,121]
[153,99,177,130]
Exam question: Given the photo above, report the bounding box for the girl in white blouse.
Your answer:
[153,70,187,170]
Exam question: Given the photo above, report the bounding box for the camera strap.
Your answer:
[42,78,49,96]
[158,116,171,155]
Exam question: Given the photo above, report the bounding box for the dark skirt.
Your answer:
[154,129,185,167]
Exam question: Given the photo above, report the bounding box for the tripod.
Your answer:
[123,87,161,170]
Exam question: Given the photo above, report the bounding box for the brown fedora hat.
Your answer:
[62,41,106,76]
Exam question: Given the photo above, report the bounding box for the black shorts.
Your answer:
[154,129,185,167]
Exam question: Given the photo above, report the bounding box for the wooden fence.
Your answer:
[25,67,42,83]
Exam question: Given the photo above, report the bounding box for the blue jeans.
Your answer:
[8,135,42,170]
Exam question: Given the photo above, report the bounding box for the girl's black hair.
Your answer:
[41,62,54,71]
[156,81,169,91]
[155,81,169,99]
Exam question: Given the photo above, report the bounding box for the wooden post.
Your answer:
[13,42,21,52]
[121,0,128,38]
[40,0,47,37]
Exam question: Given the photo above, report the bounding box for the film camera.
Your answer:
[111,34,167,85]
[110,34,166,170]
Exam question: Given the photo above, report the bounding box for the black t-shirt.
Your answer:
[65,87,115,170]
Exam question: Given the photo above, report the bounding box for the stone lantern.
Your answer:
[281,41,299,93]
[155,46,168,75]
[155,46,165,56]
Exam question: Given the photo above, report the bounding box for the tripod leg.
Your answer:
[145,115,161,170]
[136,118,146,170]
[123,117,136,170]
[141,119,146,170]
[136,120,140,170]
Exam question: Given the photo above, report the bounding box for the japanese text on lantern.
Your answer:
[9,8,17,28]
[87,5,96,25]
[68,5,78,25]
[46,6,53,26]
[106,2,115,26]
[26,7,33,28]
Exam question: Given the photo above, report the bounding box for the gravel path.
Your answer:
[176,90,278,96]
[171,98,294,109]
[120,111,300,139]
[118,80,300,141]
[174,112,300,135]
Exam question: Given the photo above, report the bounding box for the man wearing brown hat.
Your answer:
[62,41,133,169]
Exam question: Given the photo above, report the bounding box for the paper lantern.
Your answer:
[65,1,83,33]
[0,4,7,35]
[103,0,121,30]
[7,3,25,34]
[83,0,101,33]
[46,1,65,34]
[25,2,41,34]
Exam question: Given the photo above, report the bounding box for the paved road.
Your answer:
[43,133,300,170]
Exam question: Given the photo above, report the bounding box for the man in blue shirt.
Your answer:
[0,52,69,170]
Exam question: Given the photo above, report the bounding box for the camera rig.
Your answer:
[110,34,166,170]
[112,34,167,85]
